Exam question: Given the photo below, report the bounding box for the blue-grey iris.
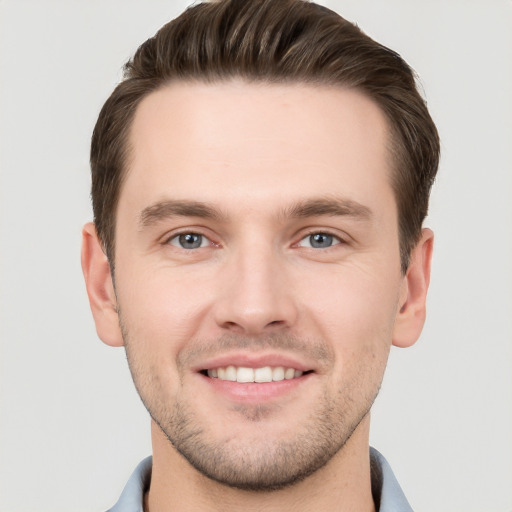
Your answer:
[179,233,203,249]
[310,233,333,248]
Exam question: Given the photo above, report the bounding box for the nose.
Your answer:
[213,242,298,335]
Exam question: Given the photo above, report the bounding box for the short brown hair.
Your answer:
[91,0,440,273]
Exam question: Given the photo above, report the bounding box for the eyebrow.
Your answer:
[138,196,372,229]
[282,197,373,221]
[139,199,225,229]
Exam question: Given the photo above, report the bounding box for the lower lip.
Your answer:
[198,373,313,402]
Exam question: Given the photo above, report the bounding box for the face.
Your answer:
[102,82,412,489]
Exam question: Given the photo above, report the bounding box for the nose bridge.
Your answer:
[214,235,297,334]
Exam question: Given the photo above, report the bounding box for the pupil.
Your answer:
[179,233,202,249]
[311,233,332,248]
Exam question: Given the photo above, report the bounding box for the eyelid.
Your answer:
[169,233,210,249]
[293,229,348,249]
[160,227,220,248]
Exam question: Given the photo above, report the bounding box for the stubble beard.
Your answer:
[122,326,383,492]
[150,386,375,491]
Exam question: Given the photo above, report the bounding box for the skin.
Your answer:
[82,81,433,512]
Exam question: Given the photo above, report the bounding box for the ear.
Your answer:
[81,222,124,347]
[392,228,434,348]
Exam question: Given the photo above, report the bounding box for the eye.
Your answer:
[168,233,210,250]
[297,232,341,249]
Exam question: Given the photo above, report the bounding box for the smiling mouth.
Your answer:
[200,366,313,383]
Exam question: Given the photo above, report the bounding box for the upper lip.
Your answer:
[191,352,316,373]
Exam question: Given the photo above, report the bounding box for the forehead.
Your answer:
[122,80,394,217]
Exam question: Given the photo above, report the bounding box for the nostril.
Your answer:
[222,321,245,333]
[266,320,286,329]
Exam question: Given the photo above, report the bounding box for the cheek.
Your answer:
[115,266,214,356]
[117,270,208,402]
[303,269,397,400]
[297,264,401,356]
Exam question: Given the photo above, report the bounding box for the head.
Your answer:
[91,0,439,275]
[83,0,438,493]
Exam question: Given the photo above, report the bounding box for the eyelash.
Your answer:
[295,231,345,249]
[165,231,216,250]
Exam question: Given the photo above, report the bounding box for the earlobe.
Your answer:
[392,228,434,348]
[81,222,124,347]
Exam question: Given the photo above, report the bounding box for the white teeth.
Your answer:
[207,365,306,382]
[284,368,295,380]
[225,365,237,381]
[236,367,254,383]
[272,366,285,381]
[254,366,273,382]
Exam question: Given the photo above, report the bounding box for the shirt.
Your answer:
[107,447,413,511]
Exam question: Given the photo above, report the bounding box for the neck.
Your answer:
[146,417,376,512]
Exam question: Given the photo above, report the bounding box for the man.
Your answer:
[81,0,439,510]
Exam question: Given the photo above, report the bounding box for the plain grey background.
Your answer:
[1,1,511,511]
